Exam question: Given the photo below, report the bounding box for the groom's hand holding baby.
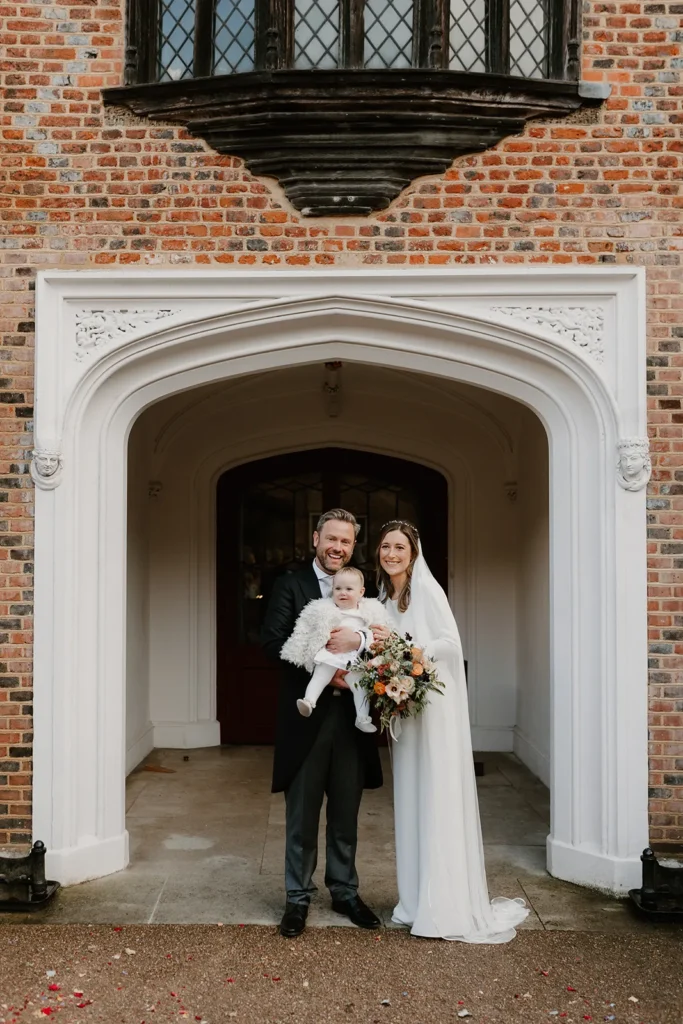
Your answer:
[329,669,350,690]
[324,625,391,689]
[325,626,362,653]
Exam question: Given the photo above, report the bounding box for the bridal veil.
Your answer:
[387,543,530,942]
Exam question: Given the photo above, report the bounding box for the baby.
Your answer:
[280,566,390,733]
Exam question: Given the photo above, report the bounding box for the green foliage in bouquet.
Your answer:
[350,631,444,734]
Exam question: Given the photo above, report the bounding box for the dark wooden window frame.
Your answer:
[128,0,580,84]
[109,0,602,218]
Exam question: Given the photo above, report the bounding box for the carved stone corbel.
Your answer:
[616,437,651,491]
[31,447,63,490]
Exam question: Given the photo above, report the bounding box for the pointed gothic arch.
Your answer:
[32,268,648,892]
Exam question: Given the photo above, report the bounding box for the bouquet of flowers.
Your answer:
[351,631,444,736]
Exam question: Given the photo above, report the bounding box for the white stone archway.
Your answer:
[32,268,648,892]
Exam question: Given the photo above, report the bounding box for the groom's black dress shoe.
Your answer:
[280,902,308,938]
[331,896,381,929]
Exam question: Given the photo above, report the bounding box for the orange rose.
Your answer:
[410,646,422,659]
[374,682,386,695]
[411,662,424,676]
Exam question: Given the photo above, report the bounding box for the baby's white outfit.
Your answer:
[307,608,374,730]
[313,608,368,670]
[280,596,390,733]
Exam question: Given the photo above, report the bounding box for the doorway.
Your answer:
[216,449,448,744]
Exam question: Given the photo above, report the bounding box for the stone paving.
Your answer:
[0,746,666,932]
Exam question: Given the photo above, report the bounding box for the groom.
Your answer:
[261,508,383,937]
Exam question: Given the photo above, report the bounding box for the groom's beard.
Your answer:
[315,550,352,574]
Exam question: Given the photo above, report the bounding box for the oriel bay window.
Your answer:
[111,0,603,216]
[132,0,572,83]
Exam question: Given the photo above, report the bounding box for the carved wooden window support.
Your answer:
[108,0,602,216]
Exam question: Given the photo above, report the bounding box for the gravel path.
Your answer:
[1,924,682,1024]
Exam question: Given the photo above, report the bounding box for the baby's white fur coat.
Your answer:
[280,597,390,673]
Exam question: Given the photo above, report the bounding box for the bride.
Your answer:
[371,520,529,942]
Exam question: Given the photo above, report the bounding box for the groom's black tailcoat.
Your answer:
[261,564,383,794]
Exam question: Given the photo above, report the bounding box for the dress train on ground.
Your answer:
[386,582,530,943]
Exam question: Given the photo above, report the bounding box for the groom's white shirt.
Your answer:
[312,558,335,598]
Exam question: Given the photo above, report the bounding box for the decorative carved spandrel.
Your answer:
[75,309,177,360]
[492,305,605,363]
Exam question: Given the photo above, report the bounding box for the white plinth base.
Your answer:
[46,831,130,886]
[547,836,643,894]
[153,720,221,749]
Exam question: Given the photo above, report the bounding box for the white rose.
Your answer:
[384,682,405,703]
[398,676,415,695]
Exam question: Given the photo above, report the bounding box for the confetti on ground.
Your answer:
[0,927,680,1024]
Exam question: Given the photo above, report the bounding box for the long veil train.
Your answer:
[386,542,529,942]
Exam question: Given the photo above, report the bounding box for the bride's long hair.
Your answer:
[376,520,420,613]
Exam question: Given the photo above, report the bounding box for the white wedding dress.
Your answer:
[385,545,529,942]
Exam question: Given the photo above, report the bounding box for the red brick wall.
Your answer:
[1,1,682,848]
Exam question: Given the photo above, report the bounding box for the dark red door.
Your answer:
[216,449,448,744]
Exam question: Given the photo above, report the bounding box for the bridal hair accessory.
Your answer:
[349,630,443,740]
[381,519,419,536]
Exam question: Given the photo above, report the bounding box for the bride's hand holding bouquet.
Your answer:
[349,626,444,735]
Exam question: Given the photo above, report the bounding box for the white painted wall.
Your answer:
[514,408,551,785]
[125,362,549,761]
[125,422,153,772]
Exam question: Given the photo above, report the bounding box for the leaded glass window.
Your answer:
[213,0,256,74]
[294,0,341,69]
[509,0,549,78]
[158,0,196,80]
[448,0,486,72]
[134,0,570,86]
[364,0,414,69]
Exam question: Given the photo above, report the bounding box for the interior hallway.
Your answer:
[9,747,646,931]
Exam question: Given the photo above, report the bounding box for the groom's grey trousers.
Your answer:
[284,691,365,905]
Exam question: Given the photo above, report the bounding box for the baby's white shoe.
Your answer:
[297,698,314,717]
[355,715,377,733]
